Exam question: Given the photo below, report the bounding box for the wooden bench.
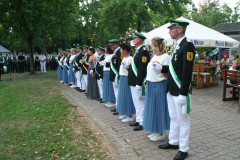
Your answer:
[192,64,210,88]
[222,69,240,101]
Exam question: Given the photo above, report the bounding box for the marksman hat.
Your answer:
[133,31,146,40]
[167,19,190,28]
[83,45,89,49]
[108,39,119,45]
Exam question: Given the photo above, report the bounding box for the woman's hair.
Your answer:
[120,43,131,53]
[151,37,166,55]
[88,47,95,54]
[105,44,113,54]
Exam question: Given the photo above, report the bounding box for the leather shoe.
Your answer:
[173,151,188,160]
[100,100,104,103]
[159,143,178,150]
[110,108,116,112]
[133,125,143,131]
[80,90,86,92]
[129,122,139,126]
[113,112,118,115]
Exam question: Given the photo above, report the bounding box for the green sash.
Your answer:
[131,54,146,96]
[169,51,191,114]
[110,60,119,85]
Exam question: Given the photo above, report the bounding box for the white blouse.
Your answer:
[146,53,170,82]
[103,54,113,71]
[119,56,132,76]
[69,55,76,63]
[63,57,68,66]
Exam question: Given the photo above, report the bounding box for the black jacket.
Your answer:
[128,45,150,86]
[81,52,89,75]
[95,54,106,80]
[162,37,195,96]
[74,52,83,71]
[108,48,122,82]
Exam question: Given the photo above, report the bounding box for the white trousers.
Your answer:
[75,70,81,88]
[112,76,119,107]
[130,86,145,125]
[97,79,103,99]
[167,92,190,152]
[40,61,46,72]
[80,74,87,90]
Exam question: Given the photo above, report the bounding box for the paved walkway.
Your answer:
[60,80,240,160]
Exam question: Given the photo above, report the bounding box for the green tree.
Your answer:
[0,0,79,73]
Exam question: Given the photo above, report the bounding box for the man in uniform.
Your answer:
[128,31,150,131]
[0,53,5,80]
[80,45,89,92]
[108,39,122,114]
[159,19,195,160]
[12,52,17,72]
[73,45,83,92]
[95,46,106,102]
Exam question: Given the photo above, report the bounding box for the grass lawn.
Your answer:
[0,71,109,160]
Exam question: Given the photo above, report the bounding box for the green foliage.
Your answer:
[191,0,240,28]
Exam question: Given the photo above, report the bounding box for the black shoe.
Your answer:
[80,90,86,92]
[68,84,72,86]
[129,122,139,126]
[110,108,116,112]
[133,125,143,131]
[113,112,118,115]
[75,87,80,91]
[84,92,87,95]
[100,100,104,103]
[97,98,102,101]
[159,143,179,150]
[173,151,188,160]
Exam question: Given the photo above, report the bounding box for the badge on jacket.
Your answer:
[142,56,147,63]
[187,52,194,61]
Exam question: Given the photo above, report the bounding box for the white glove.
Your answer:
[99,61,106,66]
[178,95,187,106]
[152,63,162,71]
[72,68,75,72]
[79,60,83,64]
[89,70,93,74]
[122,62,129,69]
[135,85,141,95]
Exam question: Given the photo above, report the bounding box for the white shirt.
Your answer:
[39,55,46,62]
[119,56,132,76]
[59,57,64,65]
[63,57,67,65]
[113,47,120,55]
[146,53,170,82]
[173,36,186,54]
[69,54,76,63]
[103,54,113,71]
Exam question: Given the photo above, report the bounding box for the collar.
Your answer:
[176,36,186,46]
[136,44,144,50]
[113,47,120,54]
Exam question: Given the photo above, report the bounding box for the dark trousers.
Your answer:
[17,62,24,74]
[35,61,40,71]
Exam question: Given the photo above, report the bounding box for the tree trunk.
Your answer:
[27,37,35,74]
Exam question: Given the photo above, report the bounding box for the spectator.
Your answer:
[17,52,25,75]
[197,53,206,63]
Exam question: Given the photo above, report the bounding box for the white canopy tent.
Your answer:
[141,17,240,48]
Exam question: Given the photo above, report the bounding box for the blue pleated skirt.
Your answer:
[143,80,170,133]
[117,76,135,115]
[68,63,75,83]
[102,71,116,102]
[63,65,68,83]
[58,65,63,80]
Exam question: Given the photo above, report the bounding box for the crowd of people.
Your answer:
[0,52,58,77]
[57,19,195,160]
